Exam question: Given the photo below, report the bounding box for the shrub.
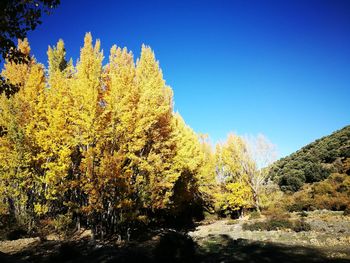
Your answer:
[287,187,314,212]
[286,173,350,212]
[243,218,293,231]
[248,211,261,220]
[243,218,310,232]
[287,203,304,212]
[313,181,334,195]
[279,172,305,192]
[52,213,73,236]
[154,232,196,262]
[344,206,350,216]
[242,221,267,231]
[331,173,346,184]
[203,212,218,223]
[293,219,311,232]
[266,219,293,231]
[263,206,290,220]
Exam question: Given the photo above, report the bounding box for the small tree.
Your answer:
[244,134,277,212]
[215,134,254,217]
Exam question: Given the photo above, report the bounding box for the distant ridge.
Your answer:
[269,125,350,192]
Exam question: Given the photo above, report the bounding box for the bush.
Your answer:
[243,218,293,231]
[287,187,314,212]
[52,213,74,236]
[248,211,261,220]
[293,219,311,232]
[243,218,310,232]
[286,173,350,212]
[203,212,218,223]
[313,181,334,195]
[266,219,293,231]
[242,221,267,231]
[344,206,350,216]
[263,206,290,220]
[279,172,305,192]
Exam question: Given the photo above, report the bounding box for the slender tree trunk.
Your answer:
[76,214,81,231]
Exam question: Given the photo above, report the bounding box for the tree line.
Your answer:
[0,34,276,238]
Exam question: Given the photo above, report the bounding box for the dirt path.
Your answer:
[0,237,41,255]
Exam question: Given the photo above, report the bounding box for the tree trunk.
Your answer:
[76,215,81,231]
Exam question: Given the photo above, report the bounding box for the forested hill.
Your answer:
[269,125,350,192]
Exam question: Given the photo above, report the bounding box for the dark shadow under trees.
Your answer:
[1,232,349,263]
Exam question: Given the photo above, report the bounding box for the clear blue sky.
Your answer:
[27,0,350,158]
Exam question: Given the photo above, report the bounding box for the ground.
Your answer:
[0,211,349,262]
[189,211,350,262]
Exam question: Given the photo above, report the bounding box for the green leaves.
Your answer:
[271,125,350,192]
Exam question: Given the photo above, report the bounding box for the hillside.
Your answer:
[269,125,350,192]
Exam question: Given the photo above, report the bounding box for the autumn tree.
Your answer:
[33,39,74,217]
[197,134,217,211]
[0,38,46,228]
[170,114,210,220]
[0,34,222,236]
[133,45,175,212]
[215,134,254,217]
[96,44,139,234]
[69,33,104,233]
[244,134,277,212]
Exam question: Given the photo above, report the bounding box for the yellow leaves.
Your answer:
[214,133,258,214]
[47,39,67,77]
[0,33,224,226]
[76,33,103,83]
[118,199,133,209]
[215,181,253,212]
[18,38,31,56]
[217,134,249,182]
[71,33,104,148]
[34,203,49,216]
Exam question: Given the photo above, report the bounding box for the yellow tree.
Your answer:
[133,45,175,211]
[170,113,202,215]
[215,134,254,217]
[70,33,104,220]
[1,39,31,87]
[0,38,46,227]
[32,39,75,216]
[0,39,32,222]
[97,45,139,231]
[197,134,217,211]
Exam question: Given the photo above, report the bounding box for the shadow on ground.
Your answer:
[1,232,349,263]
[196,234,350,263]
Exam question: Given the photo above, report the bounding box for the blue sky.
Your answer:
[27,0,350,158]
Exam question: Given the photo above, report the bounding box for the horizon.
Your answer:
[25,0,350,158]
